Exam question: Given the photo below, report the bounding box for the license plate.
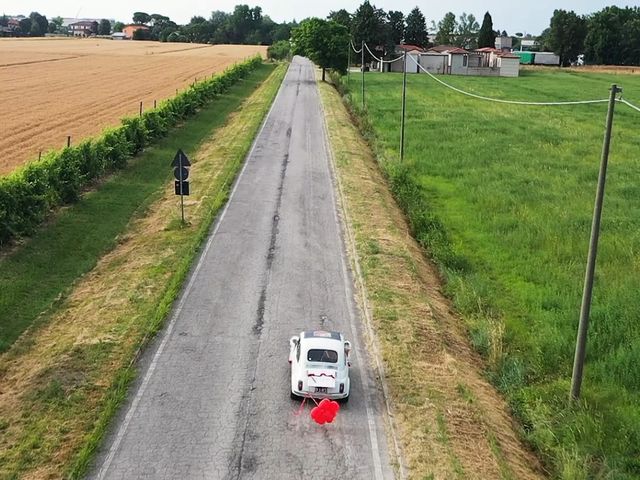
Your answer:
[315,387,328,393]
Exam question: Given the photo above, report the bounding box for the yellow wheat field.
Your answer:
[0,37,267,175]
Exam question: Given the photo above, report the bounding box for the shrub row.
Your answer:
[0,55,263,246]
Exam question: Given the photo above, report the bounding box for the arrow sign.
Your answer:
[171,149,191,167]
[172,149,191,223]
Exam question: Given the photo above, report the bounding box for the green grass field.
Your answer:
[345,69,640,478]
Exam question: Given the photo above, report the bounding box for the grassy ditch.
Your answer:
[318,75,544,479]
[0,62,271,354]
[0,62,286,479]
[337,69,640,478]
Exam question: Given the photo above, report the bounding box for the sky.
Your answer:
[1,0,636,36]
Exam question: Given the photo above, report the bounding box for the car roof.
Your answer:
[302,330,342,341]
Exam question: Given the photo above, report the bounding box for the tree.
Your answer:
[272,22,292,42]
[113,22,125,33]
[405,7,427,47]
[351,1,389,61]
[292,18,349,80]
[167,31,188,43]
[132,28,151,40]
[435,12,457,46]
[0,15,8,27]
[98,19,111,35]
[149,14,177,41]
[48,16,63,33]
[455,12,479,49]
[477,11,494,47]
[184,16,213,44]
[584,6,640,65]
[30,21,43,36]
[387,10,404,45]
[620,15,640,65]
[547,9,587,66]
[133,12,151,25]
[267,40,291,60]
[328,9,351,31]
[18,18,32,35]
[537,28,551,52]
[29,12,48,37]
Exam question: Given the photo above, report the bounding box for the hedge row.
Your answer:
[0,55,263,246]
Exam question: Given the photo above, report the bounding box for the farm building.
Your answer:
[386,44,424,73]
[371,44,520,77]
[122,24,149,39]
[418,53,448,74]
[69,21,98,37]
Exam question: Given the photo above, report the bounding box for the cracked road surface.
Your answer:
[89,57,394,480]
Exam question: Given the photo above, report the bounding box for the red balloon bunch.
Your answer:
[310,398,340,425]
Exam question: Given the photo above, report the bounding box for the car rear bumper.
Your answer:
[291,388,349,400]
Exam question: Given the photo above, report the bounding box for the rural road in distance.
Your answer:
[90,57,395,479]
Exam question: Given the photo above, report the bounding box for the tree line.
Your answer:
[541,6,640,66]
[325,1,503,59]
[0,5,295,44]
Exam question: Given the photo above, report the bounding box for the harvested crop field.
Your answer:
[0,38,266,175]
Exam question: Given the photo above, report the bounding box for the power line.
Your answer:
[363,42,403,64]
[619,97,640,113]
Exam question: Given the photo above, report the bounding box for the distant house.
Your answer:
[495,36,512,52]
[7,18,20,31]
[69,20,97,37]
[385,44,424,73]
[122,24,149,39]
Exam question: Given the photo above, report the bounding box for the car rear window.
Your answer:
[307,349,338,363]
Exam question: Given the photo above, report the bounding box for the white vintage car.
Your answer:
[289,330,351,402]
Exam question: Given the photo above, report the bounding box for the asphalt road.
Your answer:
[89,57,394,480]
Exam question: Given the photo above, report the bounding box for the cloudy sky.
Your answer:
[3,1,636,35]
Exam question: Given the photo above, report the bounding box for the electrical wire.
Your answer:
[402,52,611,106]
[363,42,404,64]
[618,97,640,114]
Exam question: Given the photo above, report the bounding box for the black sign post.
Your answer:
[172,149,191,223]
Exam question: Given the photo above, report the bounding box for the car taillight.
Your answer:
[297,380,303,391]
[339,383,345,393]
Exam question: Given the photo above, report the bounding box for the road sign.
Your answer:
[172,149,191,222]
[174,166,189,181]
[171,149,191,168]
[174,180,190,196]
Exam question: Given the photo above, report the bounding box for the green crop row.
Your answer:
[0,55,262,246]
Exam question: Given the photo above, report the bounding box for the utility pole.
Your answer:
[400,51,408,162]
[347,41,351,87]
[570,84,621,401]
[361,41,365,110]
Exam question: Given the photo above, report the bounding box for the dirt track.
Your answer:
[0,38,266,175]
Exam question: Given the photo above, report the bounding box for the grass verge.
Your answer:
[337,69,640,478]
[0,62,286,479]
[0,63,272,353]
[317,74,544,479]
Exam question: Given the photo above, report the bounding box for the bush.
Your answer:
[267,40,291,61]
[0,56,263,246]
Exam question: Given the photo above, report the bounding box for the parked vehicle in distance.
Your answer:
[289,330,351,402]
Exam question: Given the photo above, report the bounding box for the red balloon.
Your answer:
[310,398,340,424]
